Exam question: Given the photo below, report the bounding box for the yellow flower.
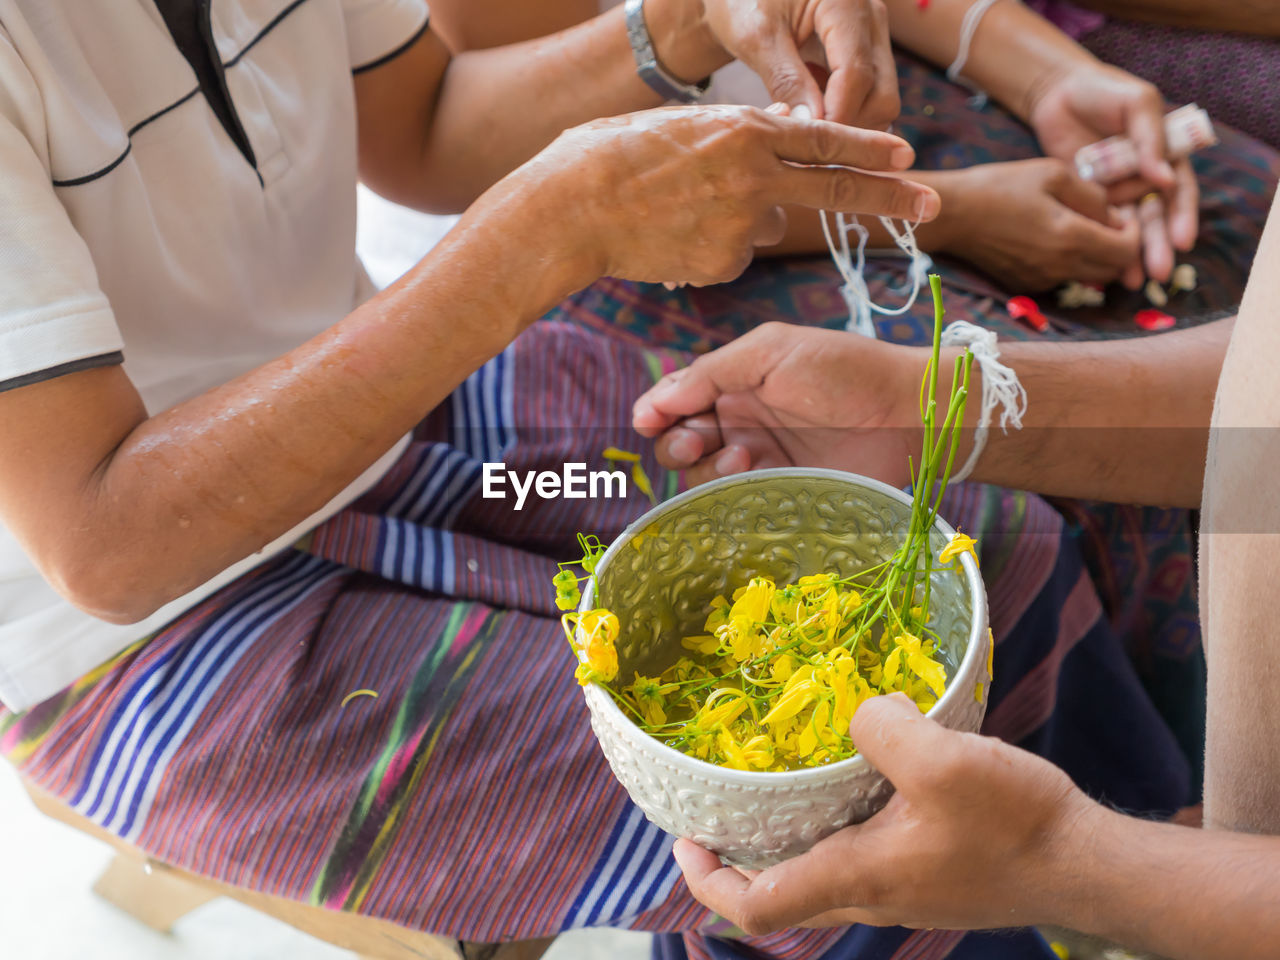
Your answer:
[907,650,947,698]
[573,609,620,685]
[797,573,837,596]
[602,448,657,504]
[718,618,769,664]
[718,728,775,771]
[761,673,819,727]
[771,584,804,624]
[770,654,796,683]
[580,609,620,645]
[678,723,719,761]
[601,446,640,463]
[695,688,751,729]
[881,647,903,690]
[574,641,617,685]
[887,633,948,698]
[681,633,720,656]
[730,577,776,626]
[578,638,618,682]
[819,594,848,645]
[626,673,675,726]
[976,627,995,704]
[703,596,731,633]
[939,532,979,566]
[797,699,838,760]
[837,674,874,730]
[766,716,801,761]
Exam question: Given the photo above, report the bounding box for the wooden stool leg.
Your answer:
[462,938,555,960]
[92,853,219,932]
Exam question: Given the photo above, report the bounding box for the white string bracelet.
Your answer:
[821,210,934,339]
[946,0,1009,109]
[940,320,1027,483]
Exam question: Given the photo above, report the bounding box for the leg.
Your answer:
[92,853,218,932]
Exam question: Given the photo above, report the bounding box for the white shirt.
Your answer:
[0,0,429,711]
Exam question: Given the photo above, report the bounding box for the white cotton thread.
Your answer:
[821,211,933,339]
[939,320,1027,483]
[946,0,1008,109]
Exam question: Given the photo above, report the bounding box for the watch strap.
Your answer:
[624,0,710,104]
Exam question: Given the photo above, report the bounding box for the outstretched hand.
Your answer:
[1028,61,1199,284]
[697,0,899,128]
[674,694,1098,935]
[632,323,926,487]
[538,105,937,289]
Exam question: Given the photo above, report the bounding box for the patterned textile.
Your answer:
[1081,20,1280,150]
[0,328,1190,960]
[1,51,1277,960]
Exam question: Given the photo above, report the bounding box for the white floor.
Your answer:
[0,761,652,959]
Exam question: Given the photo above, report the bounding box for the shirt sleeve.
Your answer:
[343,0,430,73]
[0,30,122,393]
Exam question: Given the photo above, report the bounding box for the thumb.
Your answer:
[849,694,954,786]
[740,26,825,118]
[632,327,782,436]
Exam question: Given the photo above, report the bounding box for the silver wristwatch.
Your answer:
[624,0,710,103]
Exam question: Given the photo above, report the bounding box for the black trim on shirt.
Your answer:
[0,352,124,394]
[48,0,319,188]
[352,16,431,75]
[154,0,258,171]
[52,144,134,189]
[52,88,202,188]
[225,0,315,68]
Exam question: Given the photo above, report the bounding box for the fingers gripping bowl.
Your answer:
[578,469,990,869]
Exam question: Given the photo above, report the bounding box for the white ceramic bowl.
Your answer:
[579,468,989,868]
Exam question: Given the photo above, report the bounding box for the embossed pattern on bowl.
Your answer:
[579,468,989,868]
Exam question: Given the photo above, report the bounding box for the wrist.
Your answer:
[438,164,602,342]
[1020,51,1102,127]
[970,3,1101,125]
[911,170,976,254]
[1030,793,1114,930]
[640,0,731,89]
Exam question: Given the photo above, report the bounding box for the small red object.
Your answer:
[917,0,930,7]
[1134,309,1176,331]
[1006,295,1049,333]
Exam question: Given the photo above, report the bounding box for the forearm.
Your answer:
[1202,194,1280,834]
[429,0,600,51]
[376,2,728,212]
[882,0,1096,122]
[30,186,592,621]
[1043,805,1280,960]
[961,319,1227,506]
[1074,0,1280,36]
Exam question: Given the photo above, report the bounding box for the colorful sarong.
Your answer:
[3,53,1277,960]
